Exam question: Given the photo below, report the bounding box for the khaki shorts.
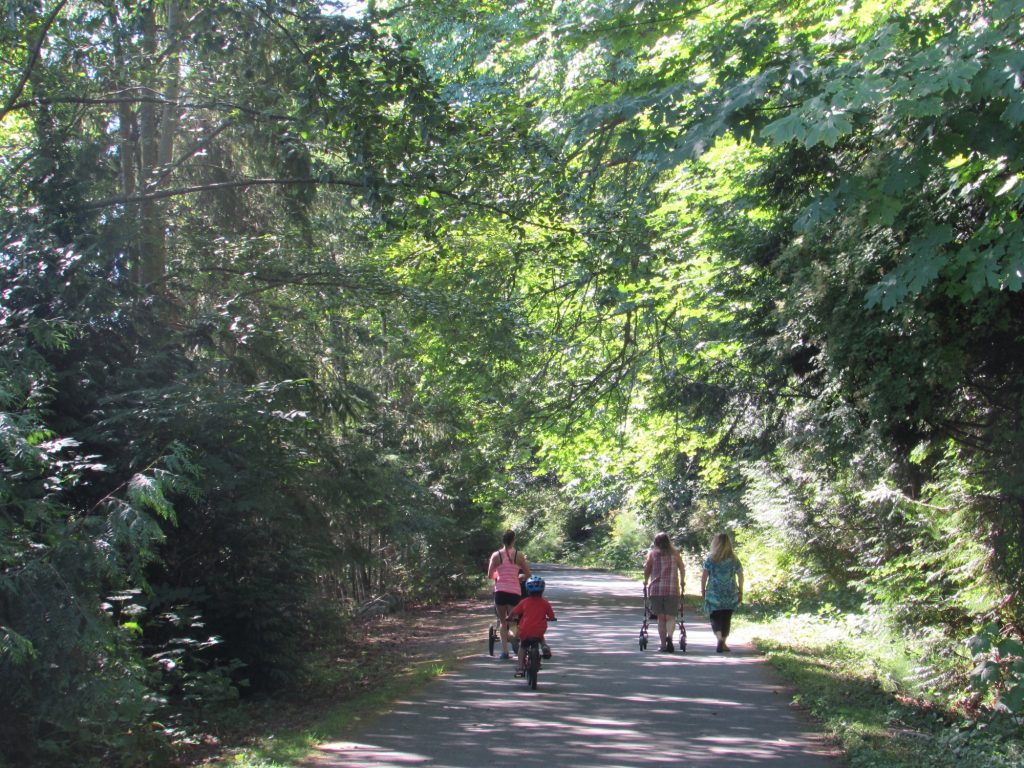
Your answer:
[649,595,680,617]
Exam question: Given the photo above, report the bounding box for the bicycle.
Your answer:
[522,638,543,689]
[516,617,555,690]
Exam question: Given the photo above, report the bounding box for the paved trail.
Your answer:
[307,565,840,767]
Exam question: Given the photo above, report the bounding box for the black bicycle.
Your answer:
[522,638,542,689]
[517,617,555,690]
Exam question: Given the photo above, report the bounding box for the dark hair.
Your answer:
[653,532,671,553]
[502,529,516,547]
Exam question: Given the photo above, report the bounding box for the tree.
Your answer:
[1,1,508,762]
[378,0,1024,645]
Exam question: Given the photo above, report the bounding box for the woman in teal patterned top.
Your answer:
[700,533,744,652]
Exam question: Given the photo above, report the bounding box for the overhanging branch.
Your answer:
[79,177,363,211]
[0,0,71,121]
[79,176,582,237]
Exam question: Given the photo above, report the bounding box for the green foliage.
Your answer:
[4,0,1024,762]
[598,506,651,571]
[968,623,1024,714]
[728,527,821,610]
[1,1,499,763]
[752,613,1024,768]
[497,473,579,562]
[388,0,1024,736]
[0,221,177,765]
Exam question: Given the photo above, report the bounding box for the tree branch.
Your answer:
[1,0,71,121]
[79,174,583,239]
[4,92,296,122]
[79,177,365,210]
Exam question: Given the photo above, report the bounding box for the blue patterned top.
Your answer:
[702,556,743,613]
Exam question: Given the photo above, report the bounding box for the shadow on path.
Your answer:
[305,565,842,767]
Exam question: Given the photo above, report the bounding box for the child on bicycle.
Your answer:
[509,575,556,678]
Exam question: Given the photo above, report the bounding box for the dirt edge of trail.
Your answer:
[373,593,494,672]
[189,594,492,767]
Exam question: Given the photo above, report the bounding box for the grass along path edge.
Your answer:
[730,613,1023,768]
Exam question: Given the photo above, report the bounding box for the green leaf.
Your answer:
[1004,252,1024,291]
[1000,99,1024,126]
[968,623,1000,655]
[997,638,1024,657]
[940,58,981,94]
[1001,683,1024,713]
[807,111,853,148]
[971,659,1001,687]
[867,227,952,309]
[865,194,904,227]
[965,248,1004,294]
[121,621,143,636]
[761,111,806,146]
[894,96,943,119]
[794,195,839,233]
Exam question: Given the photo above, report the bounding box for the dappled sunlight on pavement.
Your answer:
[304,565,839,767]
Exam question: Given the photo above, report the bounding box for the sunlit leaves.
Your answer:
[762,97,854,148]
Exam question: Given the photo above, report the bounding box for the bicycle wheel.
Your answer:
[527,646,540,690]
[639,628,647,651]
[488,625,497,656]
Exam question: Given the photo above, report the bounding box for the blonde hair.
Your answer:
[709,532,734,562]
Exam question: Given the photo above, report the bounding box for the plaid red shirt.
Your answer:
[646,548,680,597]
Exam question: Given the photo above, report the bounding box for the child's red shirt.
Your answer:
[509,595,555,640]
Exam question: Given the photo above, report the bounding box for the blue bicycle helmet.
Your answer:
[524,575,545,595]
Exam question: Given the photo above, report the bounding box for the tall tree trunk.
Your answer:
[157,0,181,180]
[137,0,165,287]
[111,4,137,281]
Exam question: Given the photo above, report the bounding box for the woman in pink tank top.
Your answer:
[487,529,532,659]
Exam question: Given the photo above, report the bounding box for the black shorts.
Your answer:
[494,592,521,608]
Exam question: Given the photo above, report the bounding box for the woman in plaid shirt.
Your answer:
[643,532,686,652]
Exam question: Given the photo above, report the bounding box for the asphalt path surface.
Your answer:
[307,564,840,767]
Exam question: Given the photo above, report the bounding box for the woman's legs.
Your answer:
[720,609,733,650]
[652,595,678,651]
[496,603,513,656]
[710,610,734,651]
[658,614,672,650]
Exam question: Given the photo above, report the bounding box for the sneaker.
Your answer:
[666,639,675,653]
[514,667,525,678]
[541,643,551,660]
[716,639,724,653]
[511,638,520,653]
[499,652,510,660]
